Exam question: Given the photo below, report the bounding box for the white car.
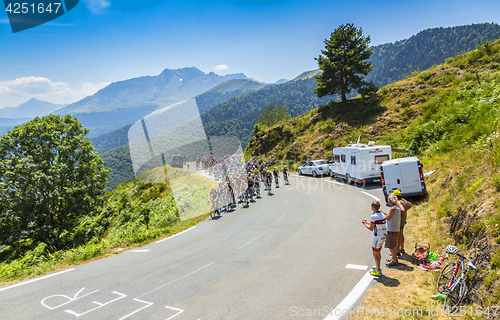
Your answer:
[297,160,330,177]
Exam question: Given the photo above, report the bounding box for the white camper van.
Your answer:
[330,142,392,184]
[381,157,427,201]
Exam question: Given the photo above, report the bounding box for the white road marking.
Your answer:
[165,305,184,320]
[345,264,368,270]
[239,230,269,249]
[324,272,375,320]
[360,191,380,201]
[65,291,127,317]
[0,268,76,292]
[118,298,154,320]
[136,262,215,298]
[155,226,196,244]
[131,249,151,253]
[325,179,343,186]
[41,287,99,310]
[276,196,290,223]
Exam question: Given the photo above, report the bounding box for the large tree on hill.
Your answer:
[255,104,292,128]
[0,115,109,252]
[314,23,375,102]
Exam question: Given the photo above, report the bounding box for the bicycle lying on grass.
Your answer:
[435,245,476,313]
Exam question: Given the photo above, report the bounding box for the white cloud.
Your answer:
[214,64,229,71]
[0,76,110,108]
[82,0,111,14]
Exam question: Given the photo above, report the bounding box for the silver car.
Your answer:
[298,160,330,177]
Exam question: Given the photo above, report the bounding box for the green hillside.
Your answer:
[367,22,500,87]
[90,124,133,155]
[201,76,332,148]
[246,39,500,309]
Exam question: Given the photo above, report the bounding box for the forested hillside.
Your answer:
[246,39,500,311]
[201,77,331,148]
[367,23,500,87]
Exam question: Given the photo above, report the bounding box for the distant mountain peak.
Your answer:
[0,98,66,119]
[275,79,290,85]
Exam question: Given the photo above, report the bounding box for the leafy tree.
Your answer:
[255,104,292,128]
[314,23,374,102]
[0,115,109,252]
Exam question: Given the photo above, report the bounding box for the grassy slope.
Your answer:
[246,39,500,315]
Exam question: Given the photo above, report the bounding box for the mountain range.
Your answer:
[52,67,252,137]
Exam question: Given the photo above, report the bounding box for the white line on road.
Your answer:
[345,264,368,270]
[325,179,344,186]
[0,268,76,292]
[276,196,290,223]
[239,230,269,249]
[136,262,215,299]
[131,249,151,253]
[360,191,380,201]
[324,272,375,320]
[155,226,196,244]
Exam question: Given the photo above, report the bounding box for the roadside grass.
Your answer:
[350,200,456,320]
[0,166,215,287]
[350,145,499,319]
[0,212,210,288]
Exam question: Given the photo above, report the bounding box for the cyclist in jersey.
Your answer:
[247,175,254,201]
[273,168,279,188]
[266,170,273,193]
[240,178,248,206]
[282,166,289,184]
[207,187,219,212]
[362,200,387,277]
[226,179,236,208]
[253,173,260,197]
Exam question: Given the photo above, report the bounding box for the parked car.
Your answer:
[170,155,184,168]
[298,160,330,177]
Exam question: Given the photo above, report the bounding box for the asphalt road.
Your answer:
[0,172,387,320]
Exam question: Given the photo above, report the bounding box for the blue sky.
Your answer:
[0,0,499,108]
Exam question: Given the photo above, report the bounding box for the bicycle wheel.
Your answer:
[210,205,216,219]
[437,262,460,293]
[443,279,466,312]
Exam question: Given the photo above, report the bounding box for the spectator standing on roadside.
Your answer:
[385,194,401,266]
[393,190,413,256]
[362,201,387,277]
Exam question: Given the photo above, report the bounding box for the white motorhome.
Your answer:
[381,157,427,201]
[330,141,392,184]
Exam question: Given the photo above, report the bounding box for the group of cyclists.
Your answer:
[206,155,290,218]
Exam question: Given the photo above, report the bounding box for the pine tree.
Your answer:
[314,23,374,102]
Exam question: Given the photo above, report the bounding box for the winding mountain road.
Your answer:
[0,174,387,320]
